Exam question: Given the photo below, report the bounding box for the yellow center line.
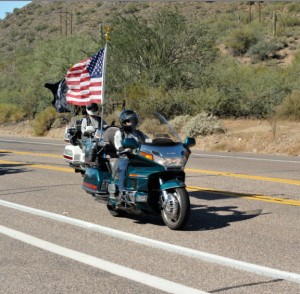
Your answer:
[186,168,300,186]
[0,149,62,159]
[2,150,300,186]
[0,159,73,173]
[187,185,300,207]
[1,151,300,207]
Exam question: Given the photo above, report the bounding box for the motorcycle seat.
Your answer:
[103,126,120,158]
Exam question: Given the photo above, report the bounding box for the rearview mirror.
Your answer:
[184,137,196,148]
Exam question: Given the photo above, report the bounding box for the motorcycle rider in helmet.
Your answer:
[81,103,107,155]
[114,110,147,203]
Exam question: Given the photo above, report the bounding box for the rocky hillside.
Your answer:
[1,1,299,57]
[0,1,228,53]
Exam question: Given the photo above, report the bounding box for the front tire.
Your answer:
[161,187,190,230]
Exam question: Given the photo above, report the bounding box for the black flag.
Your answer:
[44,78,72,113]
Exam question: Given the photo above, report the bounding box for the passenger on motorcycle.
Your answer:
[81,103,106,153]
[114,110,147,199]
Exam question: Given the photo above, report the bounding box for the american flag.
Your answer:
[65,47,106,105]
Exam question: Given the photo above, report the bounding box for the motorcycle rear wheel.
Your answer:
[161,187,190,230]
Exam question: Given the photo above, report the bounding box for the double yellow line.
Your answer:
[186,168,300,186]
[187,185,300,207]
[1,149,300,206]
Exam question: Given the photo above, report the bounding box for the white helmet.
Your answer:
[86,103,99,115]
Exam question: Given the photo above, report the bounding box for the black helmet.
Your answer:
[86,103,99,115]
[119,110,138,131]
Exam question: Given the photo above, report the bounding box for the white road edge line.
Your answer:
[0,225,207,294]
[1,199,300,284]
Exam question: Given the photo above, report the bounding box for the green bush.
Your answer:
[287,3,300,12]
[182,112,225,137]
[32,107,58,136]
[123,84,195,118]
[225,28,257,56]
[276,91,300,120]
[123,4,139,14]
[285,16,300,27]
[0,104,26,123]
[35,23,49,31]
[248,40,279,62]
[169,115,191,132]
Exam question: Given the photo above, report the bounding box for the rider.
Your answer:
[81,103,106,154]
[114,110,147,200]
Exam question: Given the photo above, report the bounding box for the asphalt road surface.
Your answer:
[0,135,299,294]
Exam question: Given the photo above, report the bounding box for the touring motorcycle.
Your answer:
[65,112,195,230]
[63,118,93,175]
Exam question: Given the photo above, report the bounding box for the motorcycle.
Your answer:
[63,118,100,175]
[80,112,195,230]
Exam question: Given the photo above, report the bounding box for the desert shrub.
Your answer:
[225,28,258,56]
[123,3,139,14]
[108,10,217,94]
[182,112,225,137]
[169,115,191,132]
[284,16,300,27]
[0,104,26,123]
[32,107,58,136]
[123,84,194,118]
[203,55,291,118]
[276,91,300,120]
[35,23,49,31]
[287,3,300,12]
[139,118,161,136]
[248,40,280,62]
[104,111,120,127]
[13,8,22,15]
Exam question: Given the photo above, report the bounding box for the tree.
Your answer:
[107,10,217,93]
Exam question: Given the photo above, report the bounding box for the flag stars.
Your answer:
[87,49,104,78]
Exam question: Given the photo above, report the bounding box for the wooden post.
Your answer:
[248,1,252,23]
[60,13,62,36]
[65,11,68,35]
[273,11,277,36]
[70,12,73,35]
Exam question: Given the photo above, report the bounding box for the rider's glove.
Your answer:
[117,148,132,156]
[124,148,132,154]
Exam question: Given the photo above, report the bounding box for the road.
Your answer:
[0,135,299,293]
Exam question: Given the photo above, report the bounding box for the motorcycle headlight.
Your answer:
[154,156,186,168]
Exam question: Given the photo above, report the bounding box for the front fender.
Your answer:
[160,179,185,191]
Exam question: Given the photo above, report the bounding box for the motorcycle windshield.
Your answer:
[138,112,182,145]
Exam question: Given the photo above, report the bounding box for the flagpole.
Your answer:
[99,25,111,139]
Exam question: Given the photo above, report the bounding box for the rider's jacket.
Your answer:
[81,115,106,141]
[114,129,147,158]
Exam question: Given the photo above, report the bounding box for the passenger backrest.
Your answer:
[103,126,119,158]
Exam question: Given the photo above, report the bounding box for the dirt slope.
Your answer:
[1,119,300,156]
[198,119,300,156]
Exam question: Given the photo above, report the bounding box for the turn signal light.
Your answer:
[139,151,153,161]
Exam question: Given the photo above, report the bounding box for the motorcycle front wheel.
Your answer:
[161,187,190,230]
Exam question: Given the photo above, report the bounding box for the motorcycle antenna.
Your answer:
[99,25,112,140]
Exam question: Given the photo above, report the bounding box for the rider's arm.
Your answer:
[81,118,87,134]
[114,130,123,151]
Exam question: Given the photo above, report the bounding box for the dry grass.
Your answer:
[195,118,300,156]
